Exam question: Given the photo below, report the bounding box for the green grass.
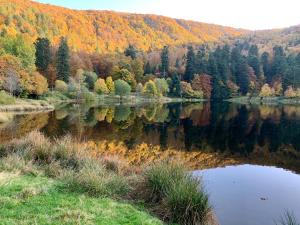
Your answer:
[0,91,16,105]
[0,173,163,225]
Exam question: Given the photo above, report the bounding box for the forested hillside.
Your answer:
[240,25,300,54]
[0,0,246,53]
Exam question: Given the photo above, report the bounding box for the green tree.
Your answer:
[247,45,260,78]
[131,59,144,83]
[56,37,70,82]
[236,57,250,95]
[184,46,195,82]
[170,73,181,97]
[94,78,109,94]
[114,68,137,90]
[124,44,137,60]
[195,45,208,74]
[261,52,271,83]
[144,61,152,74]
[34,37,51,73]
[160,46,169,77]
[154,78,169,96]
[84,71,97,90]
[106,76,115,93]
[271,46,287,78]
[115,79,131,96]
[144,80,158,97]
[136,83,143,94]
[0,35,35,71]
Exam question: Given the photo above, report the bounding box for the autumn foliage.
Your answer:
[0,0,245,53]
[191,74,212,99]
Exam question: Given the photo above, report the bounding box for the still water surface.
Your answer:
[0,102,300,224]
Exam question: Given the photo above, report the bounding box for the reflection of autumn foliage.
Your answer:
[180,103,211,126]
[0,113,49,142]
[283,106,300,119]
[259,106,281,122]
[94,108,109,122]
[0,0,245,53]
[83,140,300,173]
[84,141,237,170]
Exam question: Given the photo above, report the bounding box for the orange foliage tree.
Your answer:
[191,74,212,99]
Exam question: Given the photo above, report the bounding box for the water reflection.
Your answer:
[1,102,300,172]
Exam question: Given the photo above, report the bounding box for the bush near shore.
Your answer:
[0,131,212,225]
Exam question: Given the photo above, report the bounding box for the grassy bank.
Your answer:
[0,131,213,225]
[0,91,54,113]
[0,172,162,225]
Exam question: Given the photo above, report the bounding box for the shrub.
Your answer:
[284,86,297,98]
[192,74,212,99]
[32,72,48,95]
[65,159,131,198]
[55,80,68,93]
[106,76,115,93]
[136,83,143,94]
[84,71,97,90]
[144,162,186,202]
[259,84,275,97]
[0,91,16,105]
[144,80,158,97]
[154,78,169,96]
[0,154,41,176]
[94,78,109,95]
[115,79,131,96]
[113,69,137,90]
[274,81,283,96]
[181,81,203,98]
[143,162,210,225]
[166,176,210,225]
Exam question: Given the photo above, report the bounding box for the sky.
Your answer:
[35,0,300,30]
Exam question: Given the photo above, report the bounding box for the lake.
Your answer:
[0,101,300,224]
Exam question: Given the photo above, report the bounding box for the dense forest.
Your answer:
[0,0,244,53]
[1,0,300,101]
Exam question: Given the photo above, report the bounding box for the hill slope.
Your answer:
[0,0,246,53]
[241,25,300,53]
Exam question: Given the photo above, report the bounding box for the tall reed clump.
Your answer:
[0,131,132,199]
[276,211,300,225]
[143,162,211,225]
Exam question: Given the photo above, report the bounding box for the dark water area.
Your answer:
[1,101,300,224]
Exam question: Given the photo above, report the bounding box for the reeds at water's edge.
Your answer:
[0,131,213,225]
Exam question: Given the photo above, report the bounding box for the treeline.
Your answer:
[1,33,300,101]
[169,42,300,99]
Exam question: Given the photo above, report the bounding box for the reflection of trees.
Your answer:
[5,102,300,168]
[180,103,211,126]
[181,103,300,157]
[94,108,109,121]
[0,113,49,142]
[114,106,131,122]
